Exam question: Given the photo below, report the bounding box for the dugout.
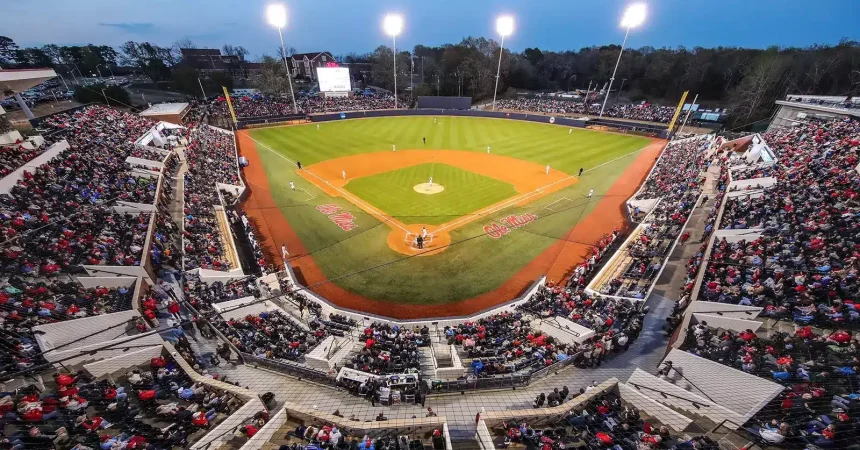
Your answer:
[417,96,471,110]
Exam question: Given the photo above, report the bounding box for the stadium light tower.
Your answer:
[492,15,514,111]
[267,3,298,114]
[383,14,404,109]
[599,3,646,118]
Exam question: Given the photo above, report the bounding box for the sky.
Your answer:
[2,0,858,60]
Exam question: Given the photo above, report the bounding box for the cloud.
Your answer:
[97,22,156,34]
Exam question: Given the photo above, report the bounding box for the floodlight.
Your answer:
[383,14,403,36]
[496,15,514,37]
[267,4,287,28]
[620,3,646,28]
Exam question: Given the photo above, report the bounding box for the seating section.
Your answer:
[0,353,248,449]
[495,98,676,123]
[214,310,326,362]
[209,93,397,118]
[0,279,134,377]
[0,140,50,177]
[596,138,711,297]
[347,322,429,374]
[697,118,860,331]
[181,125,241,271]
[493,389,709,450]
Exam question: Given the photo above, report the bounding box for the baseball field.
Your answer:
[237,116,664,318]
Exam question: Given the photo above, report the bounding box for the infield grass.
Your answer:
[249,116,652,304]
[343,163,518,225]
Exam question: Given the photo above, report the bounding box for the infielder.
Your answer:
[289,181,295,190]
[487,146,491,154]
[422,227,427,238]
[393,144,396,152]
[588,188,594,198]
[342,170,346,180]
[545,165,550,175]
[429,176,433,186]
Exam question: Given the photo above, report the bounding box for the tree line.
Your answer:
[1,33,858,128]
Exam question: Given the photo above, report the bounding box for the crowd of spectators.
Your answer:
[0,106,163,275]
[696,118,860,331]
[597,137,711,298]
[494,98,676,123]
[0,141,50,177]
[0,278,134,378]
[209,93,397,119]
[0,354,252,449]
[500,390,699,450]
[180,124,241,271]
[345,323,429,375]
[214,310,325,362]
[683,323,860,447]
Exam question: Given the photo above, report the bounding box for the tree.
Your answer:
[172,63,203,98]
[251,55,292,94]
[42,44,64,66]
[73,83,131,106]
[0,36,19,65]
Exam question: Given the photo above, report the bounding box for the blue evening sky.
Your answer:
[2,0,857,59]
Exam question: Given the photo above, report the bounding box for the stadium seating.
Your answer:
[495,98,676,123]
[209,93,397,119]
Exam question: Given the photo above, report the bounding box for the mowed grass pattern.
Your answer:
[343,163,518,225]
[251,116,649,175]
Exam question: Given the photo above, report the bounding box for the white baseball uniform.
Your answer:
[588,188,594,198]
[545,165,550,175]
[289,181,295,190]
[342,170,346,180]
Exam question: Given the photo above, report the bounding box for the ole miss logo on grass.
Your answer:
[316,204,358,231]
[483,213,538,239]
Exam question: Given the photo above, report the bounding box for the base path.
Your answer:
[298,149,577,256]
[237,130,663,319]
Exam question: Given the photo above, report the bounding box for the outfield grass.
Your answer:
[252,116,648,175]
[343,163,518,225]
[250,116,651,304]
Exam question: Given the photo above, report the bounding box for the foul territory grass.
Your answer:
[250,116,651,304]
[343,163,518,225]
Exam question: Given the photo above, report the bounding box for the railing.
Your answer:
[242,353,336,386]
[429,351,581,394]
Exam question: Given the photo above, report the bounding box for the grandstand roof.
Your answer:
[139,102,190,116]
[0,68,58,101]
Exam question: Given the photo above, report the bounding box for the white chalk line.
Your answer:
[242,132,408,233]
[298,187,315,201]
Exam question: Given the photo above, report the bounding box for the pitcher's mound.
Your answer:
[413,183,444,195]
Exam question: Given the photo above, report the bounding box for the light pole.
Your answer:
[492,15,514,111]
[599,3,646,118]
[383,14,403,109]
[267,3,298,114]
[95,66,103,79]
[197,77,207,100]
[57,74,69,90]
[618,78,627,98]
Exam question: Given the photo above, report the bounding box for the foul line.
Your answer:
[298,187,315,201]
[540,196,574,212]
[240,132,409,233]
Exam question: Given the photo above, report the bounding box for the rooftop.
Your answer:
[139,102,190,116]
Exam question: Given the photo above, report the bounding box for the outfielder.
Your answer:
[316,124,320,130]
[569,128,572,134]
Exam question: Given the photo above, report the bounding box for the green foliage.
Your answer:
[73,83,131,106]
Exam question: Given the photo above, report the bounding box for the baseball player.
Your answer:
[545,165,550,175]
[316,124,320,130]
[588,188,594,198]
[281,244,289,260]
[422,227,427,238]
[434,118,437,124]
[429,176,433,186]
[578,167,584,176]
[393,144,396,152]
[487,146,491,154]
[342,170,346,180]
[569,128,572,135]
[289,181,295,191]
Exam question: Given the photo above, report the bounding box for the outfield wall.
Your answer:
[237,109,671,139]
